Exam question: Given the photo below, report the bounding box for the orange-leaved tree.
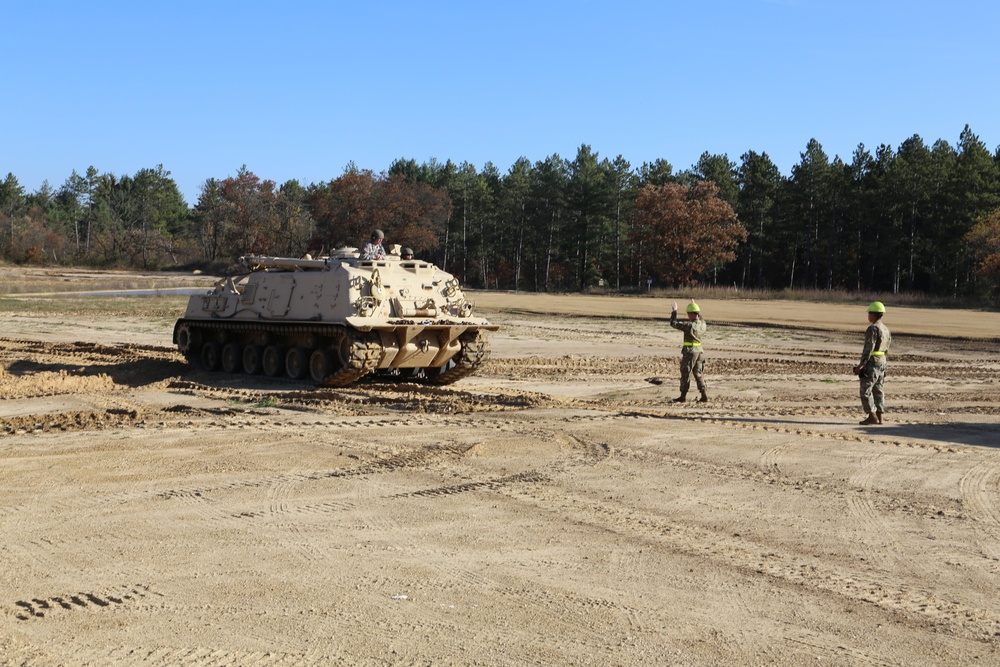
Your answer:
[632,181,746,287]
[310,170,450,255]
[965,207,1000,304]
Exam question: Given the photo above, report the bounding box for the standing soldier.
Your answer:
[670,300,708,403]
[853,301,891,425]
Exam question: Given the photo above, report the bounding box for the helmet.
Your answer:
[401,247,413,257]
[372,229,384,240]
[867,301,885,313]
[686,301,700,313]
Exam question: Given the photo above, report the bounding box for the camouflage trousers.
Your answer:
[680,347,706,395]
[859,358,887,414]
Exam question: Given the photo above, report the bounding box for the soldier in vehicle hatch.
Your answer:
[361,229,386,260]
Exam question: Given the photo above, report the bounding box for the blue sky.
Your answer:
[2,0,998,205]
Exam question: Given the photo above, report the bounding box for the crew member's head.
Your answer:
[686,300,700,320]
[867,301,885,321]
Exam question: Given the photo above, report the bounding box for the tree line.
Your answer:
[2,124,1000,302]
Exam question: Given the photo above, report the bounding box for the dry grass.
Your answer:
[633,285,991,311]
[0,295,190,317]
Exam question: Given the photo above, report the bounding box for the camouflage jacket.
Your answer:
[360,241,386,260]
[670,312,707,346]
[859,320,891,365]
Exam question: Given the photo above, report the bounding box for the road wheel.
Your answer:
[309,349,333,382]
[221,343,243,373]
[200,342,222,371]
[242,344,264,374]
[262,345,286,377]
[286,347,309,379]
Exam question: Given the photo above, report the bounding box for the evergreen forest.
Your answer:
[3,125,1000,304]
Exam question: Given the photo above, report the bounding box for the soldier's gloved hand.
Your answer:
[852,365,862,376]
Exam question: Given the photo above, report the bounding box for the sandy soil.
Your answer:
[1,270,999,666]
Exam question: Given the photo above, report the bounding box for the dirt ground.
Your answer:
[1,268,1000,666]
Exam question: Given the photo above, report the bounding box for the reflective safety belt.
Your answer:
[871,350,886,356]
[683,342,702,347]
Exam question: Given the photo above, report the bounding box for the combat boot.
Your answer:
[876,411,884,424]
[697,390,709,403]
[859,413,879,425]
[672,393,687,403]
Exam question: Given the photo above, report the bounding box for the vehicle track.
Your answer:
[498,473,1000,641]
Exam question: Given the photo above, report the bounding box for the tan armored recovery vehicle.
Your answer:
[173,249,497,386]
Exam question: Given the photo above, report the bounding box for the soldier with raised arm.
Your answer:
[669,300,708,403]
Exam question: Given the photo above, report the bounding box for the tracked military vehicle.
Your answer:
[173,249,497,386]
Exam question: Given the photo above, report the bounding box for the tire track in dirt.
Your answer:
[70,645,329,667]
[426,560,629,665]
[391,471,549,500]
[605,422,969,528]
[780,629,898,666]
[759,441,801,472]
[499,478,1000,641]
[11,584,159,622]
[155,446,468,526]
[3,537,85,581]
[959,456,1000,564]
[843,451,947,588]
[262,451,346,563]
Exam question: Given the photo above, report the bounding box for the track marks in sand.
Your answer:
[69,645,330,667]
[12,584,157,622]
[0,408,144,435]
[782,629,897,666]
[500,473,1000,641]
[155,446,467,527]
[430,562,635,662]
[959,457,1000,562]
[393,470,549,499]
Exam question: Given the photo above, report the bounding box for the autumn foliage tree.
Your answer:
[309,170,450,255]
[632,181,747,287]
[191,166,313,263]
[965,207,1000,304]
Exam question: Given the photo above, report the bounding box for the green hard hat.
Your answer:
[868,301,886,314]
[686,301,700,313]
[372,229,384,240]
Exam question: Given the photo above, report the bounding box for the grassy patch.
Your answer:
[0,295,189,317]
[646,285,988,310]
[227,396,281,410]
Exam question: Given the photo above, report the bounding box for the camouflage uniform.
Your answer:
[670,310,707,398]
[858,319,891,415]
[360,241,385,260]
